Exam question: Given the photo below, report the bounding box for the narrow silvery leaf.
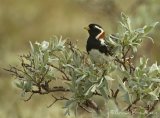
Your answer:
[99,87,108,100]
[119,21,128,31]
[34,43,40,53]
[149,62,159,73]
[132,46,137,53]
[85,85,95,95]
[64,108,70,116]
[48,57,59,63]
[97,78,105,88]
[121,12,131,31]
[76,75,87,83]
[123,92,132,104]
[107,99,119,111]
[139,57,148,69]
[151,78,160,82]
[141,36,154,43]
[41,41,49,51]
[64,99,74,108]
[121,12,128,23]
[104,75,114,81]
[135,28,144,34]
[91,84,97,92]
[148,92,159,101]
[24,81,32,91]
[43,51,49,64]
[143,22,159,34]
[153,87,160,97]
[15,82,23,89]
[104,79,111,96]
[29,41,34,53]
[63,64,75,69]
[108,36,118,46]
[73,102,78,116]
[117,77,128,92]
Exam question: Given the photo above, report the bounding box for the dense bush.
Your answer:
[6,13,159,117]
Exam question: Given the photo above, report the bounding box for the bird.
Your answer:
[84,23,113,64]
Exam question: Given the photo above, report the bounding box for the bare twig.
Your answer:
[3,67,24,78]
[39,67,50,83]
[113,89,119,98]
[110,89,114,97]
[93,91,102,96]
[47,95,69,108]
[66,41,82,53]
[24,93,34,102]
[122,45,126,62]
[31,86,70,95]
[66,41,75,52]
[47,63,70,81]
[125,96,140,112]
[113,77,128,99]
[21,57,37,83]
[79,104,92,113]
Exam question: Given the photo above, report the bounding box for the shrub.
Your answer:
[5,13,159,117]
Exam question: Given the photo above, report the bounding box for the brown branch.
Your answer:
[115,57,127,70]
[113,89,119,98]
[41,81,50,91]
[116,45,133,72]
[79,103,92,113]
[21,58,37,83]
[147,100,159,113]
[39,67,50,83]
[125,96,140,112]
[123,46,131,59]
[47,95,69,108]
[66,41,83,54]
[122,45,126,62]
[113,77,128,98]
[47,63,70,81]
[3,67,24,79]
[31,86,70,95]
[24,93,34,102]
[110,89,114,97]
[85,99,101,114]
[93,91,102,96]
[123,77,128,83]
[113,46,133,99]
[66,41,75,52]
[127,56,135,74]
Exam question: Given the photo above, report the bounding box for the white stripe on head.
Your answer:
[95,25,104,39]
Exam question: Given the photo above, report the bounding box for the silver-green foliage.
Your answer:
[9,13,159,117]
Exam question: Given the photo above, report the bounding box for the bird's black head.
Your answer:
[84,24,105,39]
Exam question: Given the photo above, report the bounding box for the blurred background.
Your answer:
[0,0,160,117]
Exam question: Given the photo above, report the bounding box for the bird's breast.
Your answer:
[88,49,109,64]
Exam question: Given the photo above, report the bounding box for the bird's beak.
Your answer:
[84,26,90,31]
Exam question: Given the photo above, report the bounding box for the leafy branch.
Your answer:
[5,13,159,117]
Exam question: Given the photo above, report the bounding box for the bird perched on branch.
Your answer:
[84,24,113,64]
